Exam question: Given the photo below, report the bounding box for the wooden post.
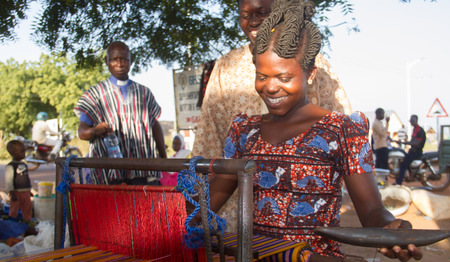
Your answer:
[54,161,63,249]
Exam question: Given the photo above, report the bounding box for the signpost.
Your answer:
[427,98,448,142]
[172,65,203,130]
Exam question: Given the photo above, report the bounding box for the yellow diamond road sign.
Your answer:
[427,98,448,118]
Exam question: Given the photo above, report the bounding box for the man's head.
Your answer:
[375,108,385,120]
[106,41,132,80]
[239,0,274,48]
[410,115,418,127]
[7,140,26,161]
[37,112,48,121]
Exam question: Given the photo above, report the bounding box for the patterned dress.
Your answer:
[74,79,161,184]
[223,112,374,257]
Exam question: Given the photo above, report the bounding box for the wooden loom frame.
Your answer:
[54,157,257,261]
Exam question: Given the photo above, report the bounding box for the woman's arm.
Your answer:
[344,173,422,261]
[344,172,394,227]
[208,174,238,213]
[186,173,238,225]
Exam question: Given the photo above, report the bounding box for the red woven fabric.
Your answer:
[69,184,201,261]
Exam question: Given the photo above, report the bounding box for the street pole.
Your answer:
[406,58,424,135]
[437,117,440,144]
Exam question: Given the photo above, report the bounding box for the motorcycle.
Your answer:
[22,131,82,171]
[388,147,450,191]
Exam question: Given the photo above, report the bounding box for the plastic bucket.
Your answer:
[374,168,390,184]
[34,194,55,221]
[379,185,412,216]
[38,182,53,198]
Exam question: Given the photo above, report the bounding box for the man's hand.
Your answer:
[9,191,18,201]
[386,116,390,122]
[78,121,111,140]
[93,122,112,138]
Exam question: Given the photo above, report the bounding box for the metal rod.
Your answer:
[198,180,213,261]
[237,167,256,261]
[216,230,225,262]
[55,158,255,174]
[70,184,178,191]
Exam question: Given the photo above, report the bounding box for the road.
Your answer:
[0,163,56,193]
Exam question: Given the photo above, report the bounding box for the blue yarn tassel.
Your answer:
[177,157,227,249]
[55,155,77,249]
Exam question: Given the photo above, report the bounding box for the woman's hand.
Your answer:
[378,219,423,261]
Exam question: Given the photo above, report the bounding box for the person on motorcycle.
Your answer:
[393,115,426,185]
[31,112,63,160]
[372,108,390,169]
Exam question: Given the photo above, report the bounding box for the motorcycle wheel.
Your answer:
[420,160,450,191]
[25,147,40,171]
[65,148,83,157]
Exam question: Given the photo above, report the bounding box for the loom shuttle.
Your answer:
[313,227,450,248]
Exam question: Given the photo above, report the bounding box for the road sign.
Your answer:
[427,98,448,118]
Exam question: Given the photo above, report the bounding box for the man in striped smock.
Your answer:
[74,41,167,185]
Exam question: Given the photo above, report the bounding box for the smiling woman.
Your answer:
[206,0,423,260]
[255,50,313,120]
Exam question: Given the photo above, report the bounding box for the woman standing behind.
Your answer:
[208,0,422,260]
[160,134,191,186]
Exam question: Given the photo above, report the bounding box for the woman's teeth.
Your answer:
[267,97,286,104]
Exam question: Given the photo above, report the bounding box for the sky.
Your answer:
[1,0,449,133]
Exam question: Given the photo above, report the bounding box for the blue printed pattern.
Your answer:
[290,198,326,217]
[257,197,281,215]
[306,136,330,153]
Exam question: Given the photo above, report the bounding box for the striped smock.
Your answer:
[74,78,161,184]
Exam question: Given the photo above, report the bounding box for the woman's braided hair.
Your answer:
[253,0,321,71]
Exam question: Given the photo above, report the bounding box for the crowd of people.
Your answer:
[4,0,427,260]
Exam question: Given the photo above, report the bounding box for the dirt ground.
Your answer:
[339,177,450,262]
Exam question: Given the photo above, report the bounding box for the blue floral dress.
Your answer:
[223,111,374,257]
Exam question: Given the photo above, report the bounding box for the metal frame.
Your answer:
[54,157,256,261]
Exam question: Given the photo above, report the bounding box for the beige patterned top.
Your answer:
[192,44,353,231]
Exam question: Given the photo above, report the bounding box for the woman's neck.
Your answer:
[267,98,311,123]
[261,102,330,145]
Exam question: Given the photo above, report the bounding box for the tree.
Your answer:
[0,55,108,137]
[0,59,51,136]
[0,0,28,44]
[0,0,435,72]
[0,0,354,72]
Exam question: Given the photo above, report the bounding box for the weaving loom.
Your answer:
[49,157,317,262]
[52,157,258,262]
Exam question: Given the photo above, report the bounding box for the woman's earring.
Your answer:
[307,79,313,85]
